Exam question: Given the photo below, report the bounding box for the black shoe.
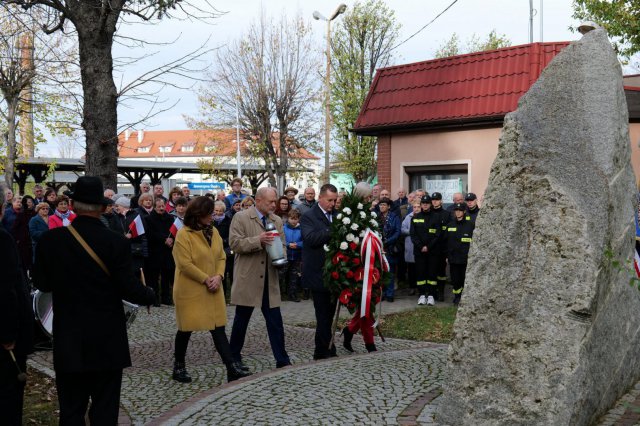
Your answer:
[386,296,394,303]
[226,363,252,382]
[153,302,161,307]
[233,361,250,372]
[172,361,192,383]
[409,289,416,296]
[302,290,310,300]
[365,343,377,353]
[342,327,354,353]
[276,361,292,368]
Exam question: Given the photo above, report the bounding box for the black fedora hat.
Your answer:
[64,176,111,205]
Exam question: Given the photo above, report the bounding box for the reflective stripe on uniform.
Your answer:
[413,219,425,223]
[428,228,437,233]
[442,225,447,230]
[452,288,463,294]
[427,280,437,286]
[416,280,426,286]
[447,227,457,232]
[461,237,472,243]
[465,216,471,220]
[437,276,447,281]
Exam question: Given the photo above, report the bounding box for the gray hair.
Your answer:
[214,200,226,211]
[72,200,103,213]
[256,187,276,199]
[353,182,372,199]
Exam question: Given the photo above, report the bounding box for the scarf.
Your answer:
[55,209,72,226]
[213,214,225,224]
[192,222,214,246]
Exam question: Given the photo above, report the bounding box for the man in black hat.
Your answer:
[33,176,156,425]
[0,184,33,426]
[465,193,480,223]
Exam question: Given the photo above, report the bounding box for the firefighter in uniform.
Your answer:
[445,202,475,305]
[410,195,443,306]
[465,192,480,223]
[430,192,450,302]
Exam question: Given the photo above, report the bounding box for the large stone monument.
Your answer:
[437,29,640,425]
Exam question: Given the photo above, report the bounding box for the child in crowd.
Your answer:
[284,208,303,302]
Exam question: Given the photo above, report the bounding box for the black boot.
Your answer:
[172,361,192,383]
[365,343,377,353]
[226,362,252,382]
[342,327,354,353]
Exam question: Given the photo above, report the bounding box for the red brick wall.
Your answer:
[377,134,391,190]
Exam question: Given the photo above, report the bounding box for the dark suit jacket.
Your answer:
[300,204,334,292]
[33,215,155,373]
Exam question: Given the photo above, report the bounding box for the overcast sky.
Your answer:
[40,0,582,155]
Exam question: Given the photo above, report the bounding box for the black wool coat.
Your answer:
[33,215,156,373]
[0,228,33,357]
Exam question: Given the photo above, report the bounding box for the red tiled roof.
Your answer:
[353,42,570,133]
[117,129,319,160]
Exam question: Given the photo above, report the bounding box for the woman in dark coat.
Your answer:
[29,203,50,264]
[145,197,176,305]
[12,196,36,275]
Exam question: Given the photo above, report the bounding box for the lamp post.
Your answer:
[313,3,347,185]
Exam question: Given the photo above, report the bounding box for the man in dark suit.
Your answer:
[33,176,156,425]
[0,184,33,426]
[301,183,338,360]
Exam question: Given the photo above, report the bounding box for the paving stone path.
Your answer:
[27,292,640,425]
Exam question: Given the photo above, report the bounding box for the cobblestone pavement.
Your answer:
[29,290,640,425]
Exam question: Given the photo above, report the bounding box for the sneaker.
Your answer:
[426,295,435,306]
[418,295,427,305]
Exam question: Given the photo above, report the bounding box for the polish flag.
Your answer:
[128,215,145,237]
[169,217,184,237]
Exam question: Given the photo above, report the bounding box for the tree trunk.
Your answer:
[75,10,120,190]
[4,99,18,189]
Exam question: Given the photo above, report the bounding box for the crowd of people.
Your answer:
[1,176,479,424]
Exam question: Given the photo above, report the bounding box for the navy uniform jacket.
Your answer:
[33,215,155,373]
[410,209,443,256]
[301,204,334,292]
[445,216,475,264]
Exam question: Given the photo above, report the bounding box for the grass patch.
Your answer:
[24,367,58,425]
[380,306,458,343]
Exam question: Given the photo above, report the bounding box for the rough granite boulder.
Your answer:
[437,29,640,426]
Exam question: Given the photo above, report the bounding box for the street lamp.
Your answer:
[314,3,347,185]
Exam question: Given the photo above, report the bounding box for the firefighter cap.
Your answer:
[464,192,477,201]
[430,192,442,200]
[420,195,432,203]
[453,202,466,211]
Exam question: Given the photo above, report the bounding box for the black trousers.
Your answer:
[415,253,439,297]
[312,290,337,359]
[174,327,233,365]
[145,261,175,304]
[450,263,467,294]
[0,350,26,426]
[406,262,416,288]
[56,369,123,426]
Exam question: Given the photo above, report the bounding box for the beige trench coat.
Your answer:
[172,226,227,331]
[229,207,285,308]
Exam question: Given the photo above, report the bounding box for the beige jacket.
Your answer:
[229,207,285,308]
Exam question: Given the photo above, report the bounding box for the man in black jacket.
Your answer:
[445,203,474,305]
[0,184,33,426]
[301,183,338,360]
[33,176,156,425]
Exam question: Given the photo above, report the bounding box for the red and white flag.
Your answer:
[128,215,145,237]
[169,217,184,237]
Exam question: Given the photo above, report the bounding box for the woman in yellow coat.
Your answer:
[171,196,251,383]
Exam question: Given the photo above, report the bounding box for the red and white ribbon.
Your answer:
[359,229,389,319]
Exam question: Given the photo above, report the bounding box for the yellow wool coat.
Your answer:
[172,225,227,331]
[229,207,285,308]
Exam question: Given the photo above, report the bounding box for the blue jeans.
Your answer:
[384,270,396,298]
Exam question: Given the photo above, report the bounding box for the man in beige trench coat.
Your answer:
[229,187,292,368]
